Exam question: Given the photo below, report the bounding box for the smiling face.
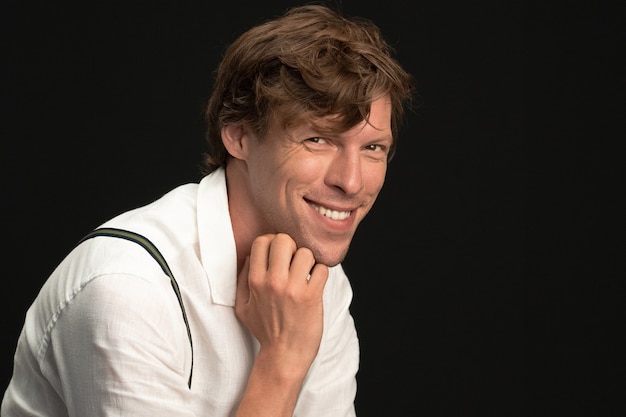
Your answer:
[224,96,393,267]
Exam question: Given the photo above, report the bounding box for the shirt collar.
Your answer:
[196,167,238,307]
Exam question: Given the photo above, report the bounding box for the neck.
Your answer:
[225,161,263,274]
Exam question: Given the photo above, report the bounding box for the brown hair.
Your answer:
[202,4,415,174]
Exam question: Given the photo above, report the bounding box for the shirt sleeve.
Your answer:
[294,265,359,417]
[46,272,196,417]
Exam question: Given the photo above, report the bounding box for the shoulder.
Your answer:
[101,183,200,248]
[27,250,187,367]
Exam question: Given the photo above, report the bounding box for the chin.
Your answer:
[314,246,349,267]
[295,233,351,266]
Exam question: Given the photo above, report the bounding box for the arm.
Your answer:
[234,233,329,417]
[50,272,195,416]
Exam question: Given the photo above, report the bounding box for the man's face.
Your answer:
[243,96,393,266]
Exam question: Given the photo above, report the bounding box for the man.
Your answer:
[2,4,414,416]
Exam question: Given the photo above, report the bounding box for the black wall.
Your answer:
[1,1,620,415]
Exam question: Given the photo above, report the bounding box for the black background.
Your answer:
[1,1,621,416]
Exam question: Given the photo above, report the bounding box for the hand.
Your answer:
[235,233,329,375]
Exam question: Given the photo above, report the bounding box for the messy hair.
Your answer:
[202,4,415,174]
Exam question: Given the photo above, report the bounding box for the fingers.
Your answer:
[289,246,317,285]
[235,232,329,330]
[307,262,329,289]
[247,235,273,287]
[249,233,322,285]
[266,234,299,280]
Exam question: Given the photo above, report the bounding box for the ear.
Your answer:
[221,124,250,160]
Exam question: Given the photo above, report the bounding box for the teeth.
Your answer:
[312,204,351,220]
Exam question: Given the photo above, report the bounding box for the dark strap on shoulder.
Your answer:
[77,227,194,388]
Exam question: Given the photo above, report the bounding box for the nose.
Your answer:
[325,149,364,195]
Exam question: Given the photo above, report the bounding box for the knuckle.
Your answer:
[296,246,314,258]
[275,233,295,246]
[266,273,287,293]
[253,234,274,246]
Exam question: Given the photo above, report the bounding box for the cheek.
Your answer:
[285,157,324,182]
[364,163,388,194]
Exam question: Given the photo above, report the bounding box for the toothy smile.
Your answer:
[310,203,351,220]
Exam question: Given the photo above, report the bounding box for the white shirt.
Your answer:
[2,168,359,417]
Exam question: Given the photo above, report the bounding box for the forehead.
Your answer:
[274,96,393,137]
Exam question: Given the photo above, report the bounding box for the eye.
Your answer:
[306,137,327,144]
[365,144,386,152]
[363,143,390,161]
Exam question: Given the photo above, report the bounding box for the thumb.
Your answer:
[235,256,251,310]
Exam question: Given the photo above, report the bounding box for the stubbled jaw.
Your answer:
[310,203,351,220]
